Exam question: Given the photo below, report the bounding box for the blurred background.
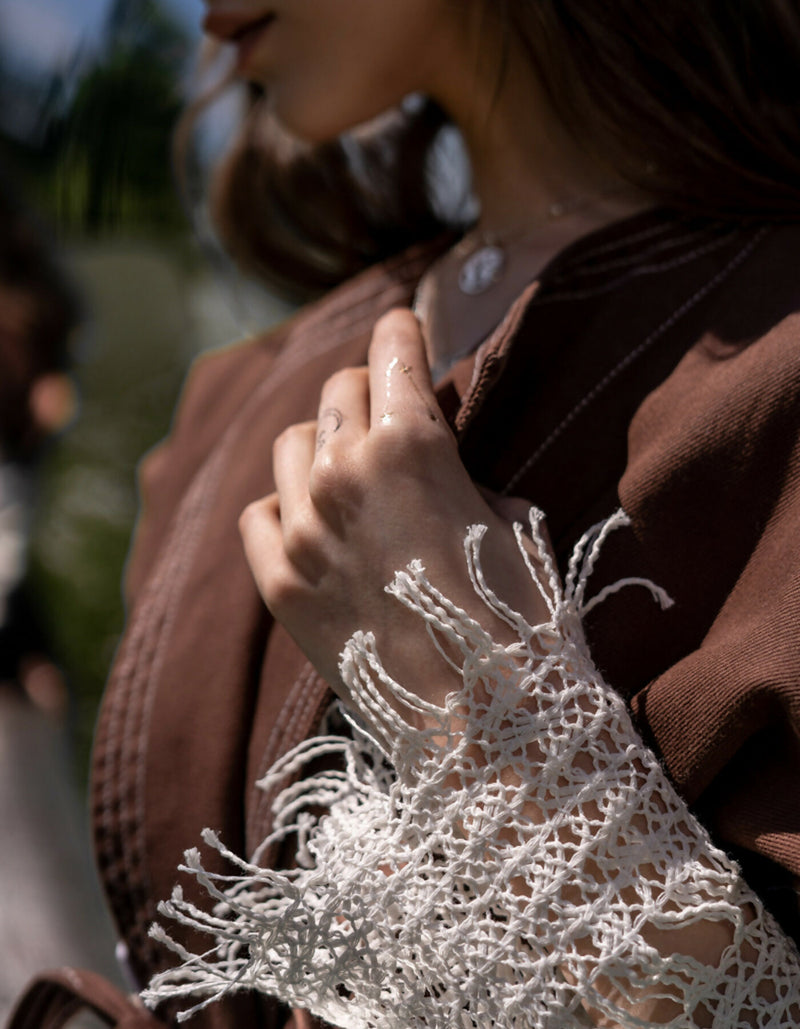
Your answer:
[0,0,291,1014]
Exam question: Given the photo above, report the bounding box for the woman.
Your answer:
[142,0,800,1022]
[11,2,800,1028]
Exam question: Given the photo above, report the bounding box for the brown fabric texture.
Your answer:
[88,209,800,1025]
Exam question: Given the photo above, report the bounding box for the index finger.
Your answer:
[367,308,442,430]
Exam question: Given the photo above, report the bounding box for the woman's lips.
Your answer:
[202,9,276,45]
[202,10,277,72]
[236,16,276,69]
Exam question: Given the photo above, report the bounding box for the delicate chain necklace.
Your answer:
[455,188,624,296]
[414,184,633,381]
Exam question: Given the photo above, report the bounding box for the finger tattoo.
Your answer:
[320,407,344,431]
[383,357,438,423]
[316,407,344,450]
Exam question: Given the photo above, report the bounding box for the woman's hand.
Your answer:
[239,309,551,711]
[158,309,800,1027]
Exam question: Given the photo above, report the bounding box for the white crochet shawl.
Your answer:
[144,510,800,1027]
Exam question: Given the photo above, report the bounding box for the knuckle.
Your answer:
[309,451,358,509]
[322,367,357,393]
[238,497,269,537]
[238,503,256,538]
[373,417,441,464]
[413,415,447,449]
[263,568,303,616]
[310,449,339,492]
[281,506,319,566]
[274,421,313,455]
[272,426,292,459]
[370,424,408,465]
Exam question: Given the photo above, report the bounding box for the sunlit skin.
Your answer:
[202,0,650,368]
[204,0,470,144]
[201,2,753,1020]
[200,0,646,726]
[201,0,646,236]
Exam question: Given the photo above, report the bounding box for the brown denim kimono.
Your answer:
[11,208,800,1029]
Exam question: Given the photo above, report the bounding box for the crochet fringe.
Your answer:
[144,509,800,1027]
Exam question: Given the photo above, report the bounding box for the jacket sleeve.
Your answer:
[124,330,288,605]
[142,509,800,1028]
[618,314,800,897]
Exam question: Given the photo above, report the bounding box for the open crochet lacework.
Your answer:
[144,509,800,1027]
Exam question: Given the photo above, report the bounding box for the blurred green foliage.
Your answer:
[29,242,198,776]
[1,0,190,237]
[0,0,202,777]
[2,0,289,780]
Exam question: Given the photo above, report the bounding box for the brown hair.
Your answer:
[192,0,800,300]
[201,89,450,301]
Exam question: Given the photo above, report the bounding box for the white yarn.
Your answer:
[144,509,800,1027]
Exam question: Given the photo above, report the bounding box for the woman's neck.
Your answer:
[436,12,651,236]
[419,19,655,379]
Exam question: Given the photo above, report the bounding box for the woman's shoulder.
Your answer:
[626,220,800,461]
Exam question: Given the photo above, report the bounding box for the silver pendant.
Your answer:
[457,244,506,296]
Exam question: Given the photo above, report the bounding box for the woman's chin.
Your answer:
[266,93,383,146]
